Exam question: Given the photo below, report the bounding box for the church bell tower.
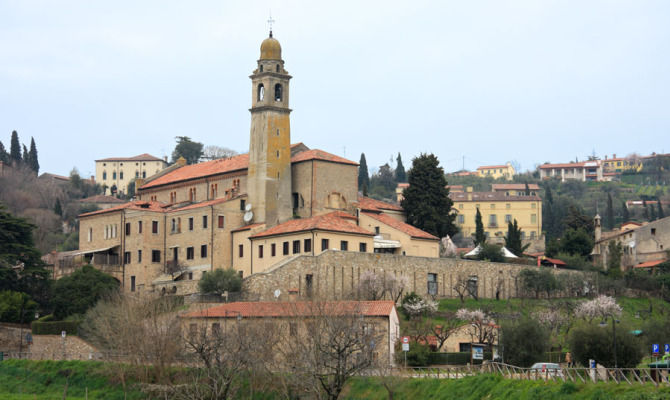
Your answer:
[247,31,292,226]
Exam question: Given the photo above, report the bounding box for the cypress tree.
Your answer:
[28,137,39,173]
[54,198,63,216]
[643,200,650,221]
[22,144,29,164]
[622,200,630,223]
[658,199,665,220]
[605,193,614,230]
[650,202,657,221]
[0,141,8,163]
[358,153,370,193]
[9,130,21,164]
[474,208,486,246]
[524,182,530,196]
[395,153,407,183]
[400,153,457,238]
[504,219,528,256]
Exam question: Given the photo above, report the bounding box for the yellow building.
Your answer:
[476,163,515,180]
[95,153,167,196]
[450,188,542,245]
[601,154,642,174]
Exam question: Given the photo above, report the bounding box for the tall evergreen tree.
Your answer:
[28,137,39,173]
[171,136,203,165]
[650,202,657,221]
[401,153,458,238]
[474,208,486,246]
[658,199,665,220]
[9,130,21,165]
[643,200,650,221]
[524,182,530,196]
[504,219,528,256]
[395,153,407,183]
[21,144,28,164]
[605,193,614,230]
[622,200,630,222]
[54,198,63,217]
[0,141,8,163]
[358,153,370,193]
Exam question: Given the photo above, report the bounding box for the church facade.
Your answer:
[77,32,439,295]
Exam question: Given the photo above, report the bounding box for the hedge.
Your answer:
[31,320,79,336]
[428,352,493,365]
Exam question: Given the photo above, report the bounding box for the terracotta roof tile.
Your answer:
[140,154,249,189]
[182,300,396,318]
[250,212,374,239]
[477,165,509,170]
[172,197,233,212]
[362,211,438,240]
[79,200,169,218]
[291,149,358,165]
[634,259,667,268]
[96,153,165,162]
[491,184,540,191]
[358,196,404,212]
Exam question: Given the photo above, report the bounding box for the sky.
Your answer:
[1,0,669,178]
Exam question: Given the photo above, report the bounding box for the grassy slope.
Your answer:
[345,375,670,400]
[0,360,146,400]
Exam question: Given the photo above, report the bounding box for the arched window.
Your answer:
[274,84,282,101]
[102,171,107,180]
[257,84,264,101]
[276,64,279,72]
[112,171,117,179]
[260,65,263,72]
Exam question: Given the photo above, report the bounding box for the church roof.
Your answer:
[138,147,357,191]
[249,212,374,239]
[361,211,438,240]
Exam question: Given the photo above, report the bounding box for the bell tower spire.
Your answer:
[247,30,293,226]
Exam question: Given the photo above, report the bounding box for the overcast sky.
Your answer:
[1,0,669,178]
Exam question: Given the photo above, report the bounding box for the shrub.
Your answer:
[0,291,38,323]
[51,265,120,319]
[427,352,492,365]
[568,323,643,368]
[501,318,550,367]
[198,268,242,295]
[395,341,431,366]
[476,243,505,263]
[31,320,79,336]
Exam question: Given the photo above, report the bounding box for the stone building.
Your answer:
[77,31,438,294]
[95,153,168,196]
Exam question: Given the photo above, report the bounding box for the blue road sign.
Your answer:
[652,344,660,355]
[665,344,670,354]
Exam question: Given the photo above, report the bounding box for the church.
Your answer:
[77,32,439,295]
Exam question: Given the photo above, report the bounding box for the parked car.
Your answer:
[530,362,563,378]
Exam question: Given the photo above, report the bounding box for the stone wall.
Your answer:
[243,250,576,301]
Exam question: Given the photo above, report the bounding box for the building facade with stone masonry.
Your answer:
[181,300,400,366]
[592,214,670,271]
[95,153,168,196]
[77,32,438,295]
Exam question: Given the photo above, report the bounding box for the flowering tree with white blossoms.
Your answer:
[575,295,622,322]
[402,296,438,318]
[456,308,498,346]
[357,271,410,303]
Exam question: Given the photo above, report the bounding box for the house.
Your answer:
[476,163,515,180]
[601,154,642,173]
[490,183,539,197]
[76,31,438,295]
[95,153,168,196]
[180,300,400,366]
[539,161,603,182]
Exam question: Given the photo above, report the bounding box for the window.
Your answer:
[138,250,142,263]
[283,241,289,255]
[102,171,107,180]
[142,171,146,178]
[212,323,221,336]
[488,214,497,227]
[138,221,142,233]
[530,231,536,239]
[120,172,124,180]
[113,171,117,179]
[340,241,348,251]
[506,203,511,209]
[171,218,177,233]
[238,244,244,258]
[359,242,367,252]
[490,204,495,209]
[240,199,246,211]
[88,228,92,242]
[151,250,161,263]
[531,203,536,209]
[651,228,656,235]
[321,238,329,251]
[374,226,380,235]
[125,223,131,236]
[457,215,465,224]
[218,215,225,228]
[257,83,264,101]
[274,83,283,101]
[131,276,136,292]
[305,274,313,297]
[293,240,301,254]
[135,171,139,178]
[152,221,159,234]
[188,272,193,280]
[124,251,131,264]
[304,239,312,253]
[187,247,194,260]
[259,245,264,258]
[427,273,437,295]
[202,215,208,229]
[271,243,276,256]
[531,214,537,224]
[201,245,207,258]
[505,214,512,223]
[276,64,280,73]
[189,217,194,231]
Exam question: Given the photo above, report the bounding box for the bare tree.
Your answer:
[430,312,462,351]
[356,271,408,303]
[453,275,478,303]
[202,145,238,161]
[455,309,498,347]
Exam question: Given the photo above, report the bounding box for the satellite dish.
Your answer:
[243,211,254,223]
[274,289,281,299]
[245,203,252,212]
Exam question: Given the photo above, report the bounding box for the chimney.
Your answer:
[176,156,187,167]
[90,175,95,182]
[288,288,299,302]
[164,156,168,163]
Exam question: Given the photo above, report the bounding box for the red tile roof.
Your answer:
[539,161,597,169]
[362,211,438,240]
[182,300,396,318]
[358,196,404,212]
[543,257,567,266]
[290,149,358,165]
[78,195,125,204]
[79,200,169,217]
[140,154,250,189]
[96,153,165,162]
[173,197,232,212]
[231,223,265,233]
[249,212,374,239]
[477,165,509,170]
[491,184,540,191]
[634,259,667,269]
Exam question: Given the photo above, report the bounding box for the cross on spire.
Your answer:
[267,13,275,37]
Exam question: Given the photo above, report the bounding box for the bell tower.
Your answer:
[247,30,293,226]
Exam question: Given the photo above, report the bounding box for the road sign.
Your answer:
[665,344,670,354]
[61,331,66,338]
[472,345,484,360]
[652,344,660,356]
[402,336,409,344]
[401,336,410,352]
